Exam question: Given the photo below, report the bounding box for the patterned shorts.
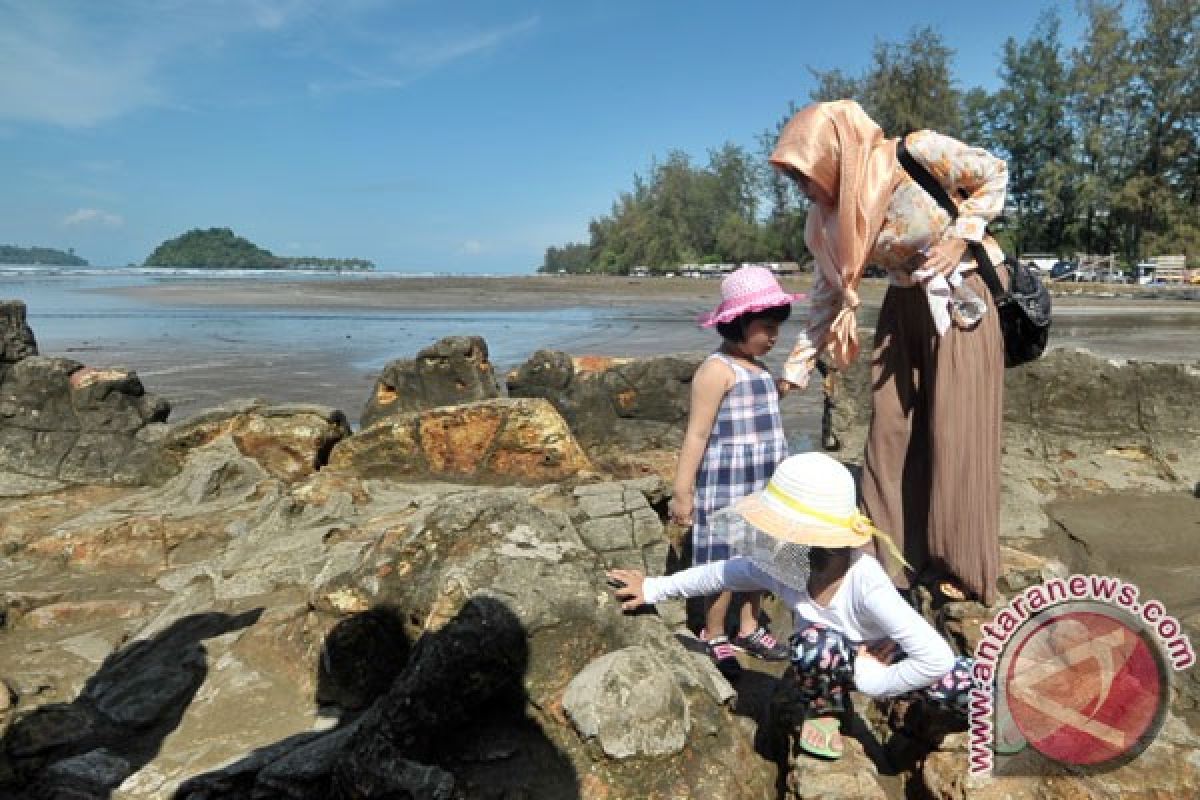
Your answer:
[786,620,974,718]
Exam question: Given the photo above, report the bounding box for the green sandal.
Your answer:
[798,716,844,760]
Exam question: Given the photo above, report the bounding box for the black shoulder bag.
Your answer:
[896,136,1051,367]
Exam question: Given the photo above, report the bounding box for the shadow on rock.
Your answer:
[1,609,263,799]
[176,597,579,800]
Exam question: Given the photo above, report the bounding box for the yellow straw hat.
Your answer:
[730,452,908,568]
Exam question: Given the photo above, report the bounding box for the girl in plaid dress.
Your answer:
[669,266,802,677]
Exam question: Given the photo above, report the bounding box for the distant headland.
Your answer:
[0,244,89,266]
[144,227,375,271]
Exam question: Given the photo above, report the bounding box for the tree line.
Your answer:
[0,244,88,266]
[144,228,375,270]
[542,0,1197,274]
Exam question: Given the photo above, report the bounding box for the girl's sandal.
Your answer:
[798,716,844,760]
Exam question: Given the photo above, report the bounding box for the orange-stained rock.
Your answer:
[161,402,352,483]
[328,398,589,484]
[418,404,504,475]
[326,418,426,478]
[614,388,638,412]
[23,512,233,572]
[572,355,631,374]
[68,367,131,390]
[230,411,351,482]
[487,398,591,482]
[0,485,132,550]
[20,599,150,630]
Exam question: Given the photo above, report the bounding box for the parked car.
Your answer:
[1050,260,1077,280]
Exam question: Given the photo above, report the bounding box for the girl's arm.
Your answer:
[851,562,957,697]
[608,558,785,610]
[669,358,733,524]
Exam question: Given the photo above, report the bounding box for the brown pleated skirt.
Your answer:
[861,272,1003,605]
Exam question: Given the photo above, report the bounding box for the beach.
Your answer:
[8,272,1199,427]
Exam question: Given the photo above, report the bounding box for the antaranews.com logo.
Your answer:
[969,574,1195,775]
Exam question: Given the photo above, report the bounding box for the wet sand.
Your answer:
[91,275,1199,426]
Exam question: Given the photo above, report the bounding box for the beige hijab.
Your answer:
[770,100,899,370]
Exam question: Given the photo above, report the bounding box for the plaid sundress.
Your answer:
[692,352,788,564]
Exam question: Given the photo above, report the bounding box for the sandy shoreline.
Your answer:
[101,273,1200,312]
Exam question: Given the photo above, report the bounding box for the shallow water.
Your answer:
[4,269,613,374]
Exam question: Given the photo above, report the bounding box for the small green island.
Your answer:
[144,228,375,271]
[1,244,89,266]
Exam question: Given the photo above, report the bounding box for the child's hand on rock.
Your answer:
[606,569,647,611]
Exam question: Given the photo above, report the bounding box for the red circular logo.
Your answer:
[1003,605,1169,768]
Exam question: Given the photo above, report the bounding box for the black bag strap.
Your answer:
[896,135,1007,301]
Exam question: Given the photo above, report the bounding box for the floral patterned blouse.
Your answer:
[872,129,1008,276]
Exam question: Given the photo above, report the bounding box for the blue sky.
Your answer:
[0,0,1083,273]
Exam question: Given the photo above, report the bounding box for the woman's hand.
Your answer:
[668,493,694,527]
[606,569,647,611]
[922,237,969,276]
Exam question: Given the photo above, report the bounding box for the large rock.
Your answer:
[328,397,591,484]
[826,348,1200,543]
[157,400,352,484]
[829,348,1200,482]
[507,350,701,454]
[360,336,501,427]
[0,355,170,487]
[562,646,691,759]
[0,300,38,366]
[142,484,771,799]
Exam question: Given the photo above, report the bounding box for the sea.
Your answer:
[0,266,718,429]
[0,266,631,373]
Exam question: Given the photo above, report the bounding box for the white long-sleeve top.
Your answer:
[643,552,956,697]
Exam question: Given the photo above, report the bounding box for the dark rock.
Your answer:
[507,350,700,453]
[361,336,501,427]
[0,300,38,366]
[0,354,171,488]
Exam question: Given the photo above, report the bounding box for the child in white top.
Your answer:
[610,452,970,760]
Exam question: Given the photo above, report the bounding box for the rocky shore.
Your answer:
[1,297,1198,799]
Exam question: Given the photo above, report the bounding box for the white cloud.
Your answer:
[0,3,540,126]
[392,16,540,71]
[308,15,540,96]
[458,240,485,256]
[0,1,332,127]
[0,7,162,127]
[62,208,124,227]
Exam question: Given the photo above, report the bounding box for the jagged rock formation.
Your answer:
[329,397,592,484]
[507,351,698,449]
[360,336,501,427]
[0,301,171,491]
[1,311,1198,800]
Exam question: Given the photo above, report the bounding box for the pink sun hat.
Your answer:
[698,266,806,328]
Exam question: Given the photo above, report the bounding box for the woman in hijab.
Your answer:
[771,99,1009,606]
